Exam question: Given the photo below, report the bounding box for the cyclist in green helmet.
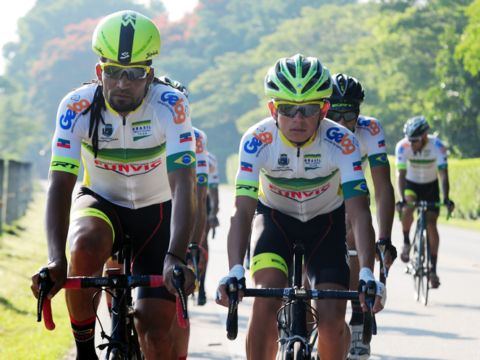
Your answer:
[216,54,385,360]
[31,10,197,360]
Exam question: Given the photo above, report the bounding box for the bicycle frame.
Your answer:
[226,240,377,360]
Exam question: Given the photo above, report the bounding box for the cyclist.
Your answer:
[216,54,386,360]
[30,11,197,360]
[197,151,220,305]
[159,77,209,360]
[395,115,455,289]
[326,73,396,360]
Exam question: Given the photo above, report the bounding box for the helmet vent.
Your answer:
[302,73,321,94]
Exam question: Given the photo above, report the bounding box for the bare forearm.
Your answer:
[169,187,197,256]
[191,187,207,244]
[227,212,252,268]
[351,212,375,270]
[210,188,219,214]
[396,172,406,200]
[375,184,395,238]
[440,174,450,200]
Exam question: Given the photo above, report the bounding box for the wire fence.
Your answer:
[0,160,33,235]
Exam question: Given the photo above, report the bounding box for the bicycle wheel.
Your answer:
[412,230,421,302]
[418,228,430,306]
[293,341,305,360]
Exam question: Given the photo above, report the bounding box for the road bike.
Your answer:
[224,239,377,360]
[37,235,189,360]
[400,201,449,306]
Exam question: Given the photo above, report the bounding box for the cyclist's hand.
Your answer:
[395,199,406,213]
[444,198,455,213]
[30,260,67,300]
[358,268,386,313]
[215,264,245,307]
[375,237,397,270]
[163,255,196,296]
[208,214,219,228]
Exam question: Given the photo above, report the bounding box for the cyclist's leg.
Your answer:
[401,182,417,262]
[305,203,351,360]
[247,202,292,360]
[124,201,177,360]
[67,188,120,359]
[171,312,189,359]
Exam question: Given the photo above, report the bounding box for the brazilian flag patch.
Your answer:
[167,151,196,172]
[197,173,208,186]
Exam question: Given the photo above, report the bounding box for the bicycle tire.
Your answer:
[412,228,421,302]
[419,228,430,306]
[293,341,305,360]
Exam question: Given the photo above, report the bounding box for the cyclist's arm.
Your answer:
[210,187,219,217]
[31,171,77,299]
[164,167,198,295]
[371,164,395,238]
[438,168,450,201]
[396,169,407,201]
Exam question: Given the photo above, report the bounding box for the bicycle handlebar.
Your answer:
[225,279,377,344]
[37,267,189,331]
[398,201,450,221]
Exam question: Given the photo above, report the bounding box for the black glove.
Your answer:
[444,198,454,207]
[376,237,397,261]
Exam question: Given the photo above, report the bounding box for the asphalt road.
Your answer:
[64,186,480,360]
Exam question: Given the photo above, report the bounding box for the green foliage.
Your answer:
[455,0,480,76]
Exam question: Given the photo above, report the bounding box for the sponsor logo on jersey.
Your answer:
[71,95,80,101]
[268,183,331,202]
[278,154,289,166]
[325,128,356,155]
[198,160,207,167]
[102,124,113,137]
[354,182,368,192]
[51,160,79,171]
[60,99,90,130]
[378,140,385,148]
[179,132,192,143]
[236,184,259,192]
[57,138,71,149]
[353,161,362,171]
[304,154,321,170]
[256,125,266,132]
[132,120,152,141]
[241,162,253,172]
[174,154,195,166]
[357,118,381,136]
[160,91,187,124]
[244,131,273,154]
[93,159,162,176]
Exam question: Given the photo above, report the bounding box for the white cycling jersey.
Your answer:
[353,115,389,171]
[395,135,448,184]
[235,117,368,222]
[50,82,196,209]
[208,152,219,189]
[193,127,209,187]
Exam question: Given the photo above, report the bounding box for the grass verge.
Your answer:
[0,193,73,360]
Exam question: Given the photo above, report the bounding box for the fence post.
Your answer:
[0,159,4,235]
[6,160,20,225]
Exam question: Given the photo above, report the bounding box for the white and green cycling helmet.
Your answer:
[92,10,161,64]
[265,54,333,102]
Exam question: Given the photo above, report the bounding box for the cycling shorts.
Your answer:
[250,201,350,289]
[72,187,176,302]
[405,179,440,214]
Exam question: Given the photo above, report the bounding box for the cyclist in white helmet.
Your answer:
[395,115,455,289]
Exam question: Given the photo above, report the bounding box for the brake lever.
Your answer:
[172,264,188,320]
[37,267,54,323]
[226,277,239,340]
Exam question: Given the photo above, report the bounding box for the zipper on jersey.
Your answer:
[122,115,133,208]
[297,147,300,157]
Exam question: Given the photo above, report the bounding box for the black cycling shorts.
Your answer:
[250,201,350,289]
[72,187,176,302]
[405,179,440,214]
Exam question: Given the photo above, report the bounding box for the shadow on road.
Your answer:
[379,326,475,340]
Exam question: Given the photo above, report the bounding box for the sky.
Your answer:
[0,0,199,75]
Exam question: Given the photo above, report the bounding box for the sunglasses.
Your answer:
[273,101,327,118]
[408,137,422,142]
[99,63,151,81]
[326,110,359,122]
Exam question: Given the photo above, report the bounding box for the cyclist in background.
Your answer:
[216,54,386,360]
[326,73,396,360]
[30,11,197,360]
[197,151,220,305]
[395,115,455,289]
[160,77,209,360]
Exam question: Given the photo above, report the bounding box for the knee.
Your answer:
[136,319,172,346]
[69,234,110,273]
[252,298,281,320]
[317,313,346,340]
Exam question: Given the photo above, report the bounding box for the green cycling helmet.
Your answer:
[265,54,333,102]
[92,10,161,64]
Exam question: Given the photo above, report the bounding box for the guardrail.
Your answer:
[0,160,33,236]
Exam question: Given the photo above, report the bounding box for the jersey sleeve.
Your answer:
[208,153,220,189]
[194,128,209,187]
[395,139,407,170]
[234,126,268,199]
[329,129,368,200]
[364,118,389,168]
[160,91,197,172]
[50,90,90,176]
[433,137,448,170]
